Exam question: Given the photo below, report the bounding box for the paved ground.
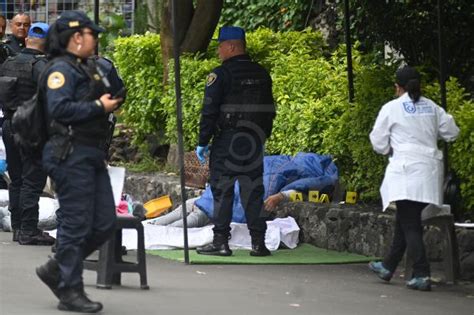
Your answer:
[1,231,473,315]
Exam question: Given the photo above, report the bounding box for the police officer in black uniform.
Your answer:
[0,13,31,64]
[35,11,122,313]
[195,27,276,257]
[0,22,55,245]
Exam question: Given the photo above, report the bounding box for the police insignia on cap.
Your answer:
[69,21,80,27]
[47,72,66,89]
[206,73,217,86]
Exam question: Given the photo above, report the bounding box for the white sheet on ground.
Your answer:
[123,216,300,251]
[46,216,300,251]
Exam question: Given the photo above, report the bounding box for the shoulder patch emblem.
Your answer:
[47,72,66,89]
[206,73,217,87]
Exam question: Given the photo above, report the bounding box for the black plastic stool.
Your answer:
[84,216,149,289]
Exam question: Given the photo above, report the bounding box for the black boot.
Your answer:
[36,256,60,298]
[250,236,271,257]
[196,233,232,256]
[19,229,55,246]
[58,287,103,313]
[12,229,19,242]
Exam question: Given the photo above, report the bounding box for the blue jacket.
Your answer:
[195,152,338,223]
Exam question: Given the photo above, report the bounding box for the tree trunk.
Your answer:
[160,0,223,84]
[180,0,223,53]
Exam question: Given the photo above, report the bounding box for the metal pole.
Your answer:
[437,0,448,174]
[343,0,355,103]
[171,0,190,264]
[94,0,99,54]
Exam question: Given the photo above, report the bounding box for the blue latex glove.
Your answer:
[0,159,7,174]
[195,145,209,165]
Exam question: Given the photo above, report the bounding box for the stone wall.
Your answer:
[125,172,474,280]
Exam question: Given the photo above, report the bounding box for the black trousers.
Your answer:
[2,119,47,231]
[209,130,267,239]
[383,199,430,278]
[43,142,116,290]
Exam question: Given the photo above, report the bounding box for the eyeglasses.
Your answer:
[14,22,31,28]
[81,30,99,40]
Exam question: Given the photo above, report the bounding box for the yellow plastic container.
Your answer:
[144,195,172,219]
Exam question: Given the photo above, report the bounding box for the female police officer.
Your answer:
[368,66,459,291]
[35,11,122,313]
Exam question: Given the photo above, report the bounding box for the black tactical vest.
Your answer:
[219,58,275,139]
[60,58,110,149]
[0,53,45,118]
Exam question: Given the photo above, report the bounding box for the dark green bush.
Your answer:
[220,0,311,32]
[113,29,473,214]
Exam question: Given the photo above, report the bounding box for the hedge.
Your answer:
[113,29,473,214]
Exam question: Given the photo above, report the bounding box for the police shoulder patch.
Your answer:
[206,72,217,87]
[47,71,66,89]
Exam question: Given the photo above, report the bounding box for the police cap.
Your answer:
[55,10,104,33]
[217,26,245,42]
[28,22,49,39]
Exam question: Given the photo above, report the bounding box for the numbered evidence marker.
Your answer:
[308,191,330,203]
[308,190,320,202]
[345,191,357,204]
[290,192,303,202]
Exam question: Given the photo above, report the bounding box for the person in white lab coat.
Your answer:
[367,66,459,291]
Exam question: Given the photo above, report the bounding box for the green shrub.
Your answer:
[220,0,311,32]
[113,34,166,142]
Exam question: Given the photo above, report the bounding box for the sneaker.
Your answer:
[368,261,392,281]
[406,277,431,291]
[19,230,55,246]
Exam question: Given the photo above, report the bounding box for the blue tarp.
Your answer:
[195,152,338,223]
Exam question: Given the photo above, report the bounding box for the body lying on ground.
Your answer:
[149,152,338,228]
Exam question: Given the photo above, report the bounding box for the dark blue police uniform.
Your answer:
[41,53,116,290]
[198,51,275,251]
[0,34,25,64]
[0,47,48,238]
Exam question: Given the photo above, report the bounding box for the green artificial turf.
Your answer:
[147,243,378,265]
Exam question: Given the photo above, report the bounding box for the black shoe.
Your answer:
[250,243,271,256]
[58,288,103,313]
[196,243,232,256]
[36,257,60,298]
[12,229,19,242]
[19,230,55,246]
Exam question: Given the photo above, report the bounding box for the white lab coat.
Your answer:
[370,92,459,211]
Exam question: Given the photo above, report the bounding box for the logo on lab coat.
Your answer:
[403,101,416,114]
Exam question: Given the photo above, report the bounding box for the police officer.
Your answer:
[195,26,276,257]
[0,13,31,64]
[0,22,54,245]
[35,11,122,313]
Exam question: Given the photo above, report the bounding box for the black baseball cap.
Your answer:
[396,66,420,87]
[55,10,104,33]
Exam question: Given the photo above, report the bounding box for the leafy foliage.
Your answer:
[346,0,474,94]
[220,0,312,31]
[113,28,474,214]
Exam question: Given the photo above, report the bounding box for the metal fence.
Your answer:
[0,0,135,33]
